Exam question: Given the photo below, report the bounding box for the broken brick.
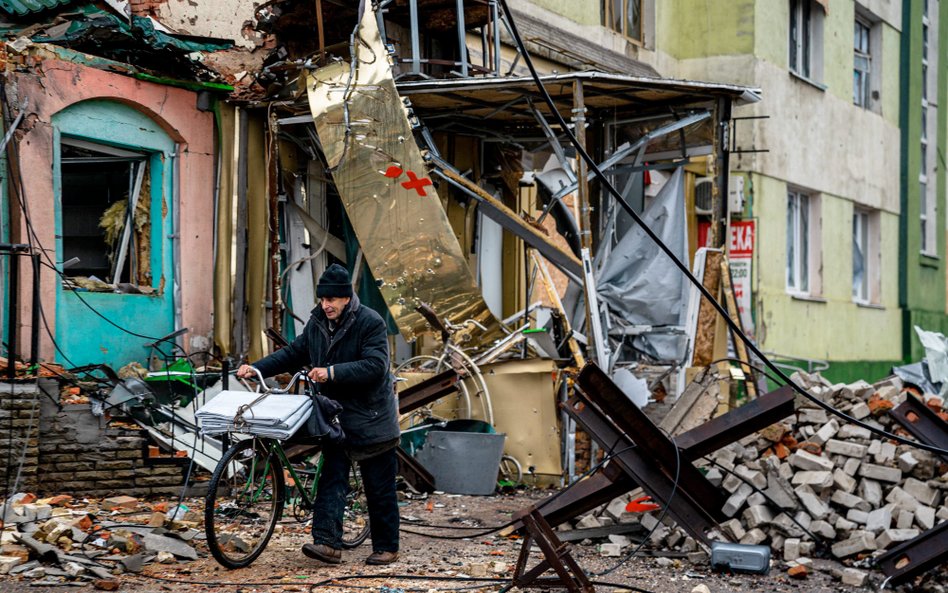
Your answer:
[101,496,138,511]
[39,495,72,507]
[93,578,121,591]
[787,564,808,579]
[14,494,36,506]
[774,443,790,459]
[71,515,92,531]
[868,393,894,416]
[797,441,822,456]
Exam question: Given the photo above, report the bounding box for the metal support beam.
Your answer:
[889,396,948,464]
[512,508,595,593]
[430,161,583,281]
[455,0,468,77]
[519,384,794,531]
[409,0,421,76]
[877,520,948,585]
[397,369,460,415]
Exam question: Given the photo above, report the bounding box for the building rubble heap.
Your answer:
[0,493,208,588]
[570,370,948,587]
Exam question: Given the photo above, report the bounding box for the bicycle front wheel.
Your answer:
[341,461,370,548]
[205,437,285,568]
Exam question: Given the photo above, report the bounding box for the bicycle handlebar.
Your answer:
[238,368,309,395]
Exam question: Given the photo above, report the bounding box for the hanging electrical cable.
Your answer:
[494,0,948,458]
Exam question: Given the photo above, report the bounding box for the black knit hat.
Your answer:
[317,263,353,298]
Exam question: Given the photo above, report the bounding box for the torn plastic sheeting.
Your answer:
[914,325,948,396]
[30,9,231,53]
[596,167,688,361]
[305,2,499,343]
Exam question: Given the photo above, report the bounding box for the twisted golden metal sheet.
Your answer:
[306,4,499,343]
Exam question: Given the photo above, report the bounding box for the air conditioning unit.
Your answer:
[694,176,746,215]
[695,177,714,215]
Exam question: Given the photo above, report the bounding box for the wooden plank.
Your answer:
[720,259,757,399]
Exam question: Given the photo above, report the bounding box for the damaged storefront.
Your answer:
[2,0,948,590]
[0,0,758,494]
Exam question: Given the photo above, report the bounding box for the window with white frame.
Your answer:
[789,0,824,82]
[852,208,877,303]
[853,16,871,107]
[787,190,822,296]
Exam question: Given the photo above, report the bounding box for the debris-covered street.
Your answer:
[0,488,900,593]
[3,0,948,591]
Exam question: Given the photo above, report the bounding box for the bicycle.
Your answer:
[394,304,494,426]
[203,369,370,569]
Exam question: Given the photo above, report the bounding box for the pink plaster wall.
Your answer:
[11,58,215,362]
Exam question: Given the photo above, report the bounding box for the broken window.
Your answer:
[852,208,869,302]
[603,0,643,43]
[60,138,154,291]
[789,0,823,82]
[853,16,871,107]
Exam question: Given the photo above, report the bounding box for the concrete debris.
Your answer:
[568,369,948,582]
[0,493,201,587]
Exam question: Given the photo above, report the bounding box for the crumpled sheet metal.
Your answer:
[306,3,499,343]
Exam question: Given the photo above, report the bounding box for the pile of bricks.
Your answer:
[574,371,948,587]
[0,493,200,587]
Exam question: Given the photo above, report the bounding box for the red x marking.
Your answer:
[401,170,433,197]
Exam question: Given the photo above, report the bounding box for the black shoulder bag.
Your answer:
[298,376,346,443]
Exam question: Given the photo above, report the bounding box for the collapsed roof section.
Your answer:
[0,1,235,84]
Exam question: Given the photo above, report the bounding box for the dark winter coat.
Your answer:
[251,295,399,447]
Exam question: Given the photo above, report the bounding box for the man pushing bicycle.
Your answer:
[237,263,400,566]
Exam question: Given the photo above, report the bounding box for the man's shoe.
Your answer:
[366,550,399,565]
[302,543,342,564]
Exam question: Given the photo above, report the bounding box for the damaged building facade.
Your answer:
[0,0,943,484]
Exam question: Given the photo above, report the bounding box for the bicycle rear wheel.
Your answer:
[205,437,285,568]
[341,460,370,548]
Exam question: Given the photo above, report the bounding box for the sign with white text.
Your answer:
[728,221,755,333]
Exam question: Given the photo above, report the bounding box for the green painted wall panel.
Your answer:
[53,100,175,368]
[754,1,788,68]
[662,0,755,59]
[751,173,901,363]
[529,0,600,27]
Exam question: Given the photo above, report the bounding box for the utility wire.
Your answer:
[495,0,948,458]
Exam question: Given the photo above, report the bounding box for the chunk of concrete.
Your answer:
[794,486,830,520]
[841,568,868,587]
[833,469,857,493]
[831,531,876,558]
[824,439,867,458]
[858,463,902,483]
[859,479,883,507]
[876,529,920,549]
[831,490,871,512]
[865,507,892,533]
[789,450,834,472]
[902,478,938,506]
[792,471,833,488]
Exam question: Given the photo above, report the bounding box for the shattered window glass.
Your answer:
[60,138,153,292]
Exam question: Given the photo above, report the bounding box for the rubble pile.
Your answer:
[0,493,202,587]
[574,371,948,586]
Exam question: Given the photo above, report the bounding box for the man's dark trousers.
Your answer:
[311,445,399,553]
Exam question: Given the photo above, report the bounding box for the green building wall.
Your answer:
[900,0,948,361]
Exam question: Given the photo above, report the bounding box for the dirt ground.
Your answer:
[0,489,922,593]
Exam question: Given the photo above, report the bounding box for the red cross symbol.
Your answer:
[400,170,433,197]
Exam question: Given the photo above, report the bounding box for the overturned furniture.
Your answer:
[510,362,795,592]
